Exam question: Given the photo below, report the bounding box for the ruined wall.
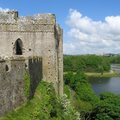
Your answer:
[0,10,63,96]
[0,10,63,111]
[28,57,42,98]
[0,56,43,116]
[0,57,25,116]
[56,25,63,96]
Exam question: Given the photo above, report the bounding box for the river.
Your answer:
[89,77,120,95]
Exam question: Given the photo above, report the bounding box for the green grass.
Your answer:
[1,82,79,120]
[85,72,120,77]
[64,71,120,77]
[64,84,93,119]
[0,82,56,120]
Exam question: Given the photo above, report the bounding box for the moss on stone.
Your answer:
[24,70,30,98]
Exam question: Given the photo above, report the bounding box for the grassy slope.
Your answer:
[0,82,56,120]
[64,85,93,114]
[1,82,79,120]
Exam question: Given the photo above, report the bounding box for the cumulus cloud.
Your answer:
[64,9,120,54]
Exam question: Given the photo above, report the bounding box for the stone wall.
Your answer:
[0,56,43,116]
[56,25,63,95]
[0,10,63,116]
[0,57,25,116]
[28,57,42,98]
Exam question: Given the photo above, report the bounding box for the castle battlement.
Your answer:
[0,10,56,24]
[0,10,56,32]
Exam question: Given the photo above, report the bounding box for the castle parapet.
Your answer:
[0,10,18,23]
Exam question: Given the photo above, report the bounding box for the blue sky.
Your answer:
[1,0,120,54]
[1,0,120,26]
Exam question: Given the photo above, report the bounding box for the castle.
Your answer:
[0,10,63,115]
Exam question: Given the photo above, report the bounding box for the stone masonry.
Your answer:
[0,10,63,116]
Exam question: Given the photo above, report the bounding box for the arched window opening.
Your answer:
[15,39,23,55]
[5,65,9,71]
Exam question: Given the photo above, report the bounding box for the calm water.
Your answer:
[89,77,120,95]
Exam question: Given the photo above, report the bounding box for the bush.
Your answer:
[64,72,100,119]
[90,93,120,120]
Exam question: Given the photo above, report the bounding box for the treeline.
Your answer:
[64,72,120,119]
[109,55,120,64]
[64,54,120,119]
[64,55,110,72]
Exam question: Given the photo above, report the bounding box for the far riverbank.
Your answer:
[85,72,120,78]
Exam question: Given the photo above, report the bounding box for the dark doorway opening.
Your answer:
[15,39,23,55]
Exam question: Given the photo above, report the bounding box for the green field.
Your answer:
[64,71,120,77]
[85,72,120,77]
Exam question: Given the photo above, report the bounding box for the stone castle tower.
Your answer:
[0,10,63,115]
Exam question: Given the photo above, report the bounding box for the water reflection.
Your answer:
[89,77,120,95]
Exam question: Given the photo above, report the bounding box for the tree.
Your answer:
[97,66,104,75]
[90,93,120,120]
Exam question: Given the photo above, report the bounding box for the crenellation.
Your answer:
[0,11,56,32]
[0,10,18,24]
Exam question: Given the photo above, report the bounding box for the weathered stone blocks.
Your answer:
[0,10,63,116]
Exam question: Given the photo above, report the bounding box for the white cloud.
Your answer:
[64,9,120,54]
